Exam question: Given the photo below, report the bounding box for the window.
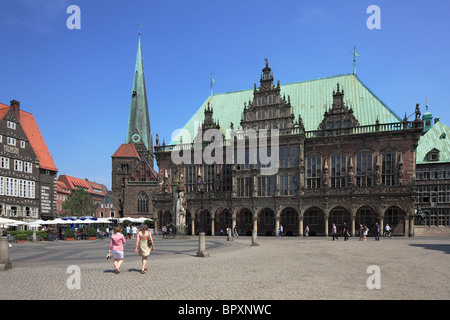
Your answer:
[306,157,321,188]
[184,165,196,193]
[262,209,274,225]
[203,164,215,192]
[257,110,265,120]
[279,146,299,168]
[0,157,9,169]
[24,162,33,173]
[20,141,25,148]
[7,137,16,146]
[382,152,396,185]
[221,164,232,192]
[305,210,319,225]
[237,177,253,197]
[10,206,18,217]
[137,192,148,214]
[7,121,16,129]
[331,155,346,188]
[356,153,372,187]
[257,175,275,197]
[268,109,277,118]
[14,160,23,172]
[280,174,298,196]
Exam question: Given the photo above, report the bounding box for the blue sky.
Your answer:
[0,0,449,189]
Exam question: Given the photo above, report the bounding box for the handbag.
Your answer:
[146,232,153,248]
[106,250,111,259]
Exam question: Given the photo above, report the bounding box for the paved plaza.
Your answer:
[1,234,449,300]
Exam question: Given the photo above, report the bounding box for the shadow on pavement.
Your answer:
[409,244,450,254]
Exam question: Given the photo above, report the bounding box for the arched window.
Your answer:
[137,192,148,214]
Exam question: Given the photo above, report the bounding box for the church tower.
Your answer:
[126,34,154,168]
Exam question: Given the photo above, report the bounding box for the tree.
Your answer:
[61,188,97,217]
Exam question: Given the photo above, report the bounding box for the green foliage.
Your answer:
[64,228,75,238]
[61,188,97,217]
[15,233,28,241]
[122,219,132,227]
[36,230,47,239]
[144,219,154,228]
[87,227,97,237]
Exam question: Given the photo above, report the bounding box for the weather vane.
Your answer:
[352,46,360,75]
[210,72,215,96]
[138,24,143,36]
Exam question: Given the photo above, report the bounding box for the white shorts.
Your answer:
[112,250,124,259]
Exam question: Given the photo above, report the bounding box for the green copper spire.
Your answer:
[126,33,153,167]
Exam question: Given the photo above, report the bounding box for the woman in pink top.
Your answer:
[109,227,126,274]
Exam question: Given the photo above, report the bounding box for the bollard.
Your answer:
[196,232,210,257]
[227,228,233,241]
[251,229,260,246]
[0,237,12,270]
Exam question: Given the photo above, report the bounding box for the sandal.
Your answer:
[141,270,146,274]
[115,268,120,274]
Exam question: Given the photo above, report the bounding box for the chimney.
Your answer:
[10,100,20,122]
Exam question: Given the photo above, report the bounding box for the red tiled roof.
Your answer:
[112,143,141,158]
[57,175,106,197]
[56,180,70,194]
[0,103,58,172]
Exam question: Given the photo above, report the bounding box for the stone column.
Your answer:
[299,215,304,237]
[211,217,215,236]
[324,209,330,237]
[251,217,259,246]
[275,216,280,237]
[191,216,195,236]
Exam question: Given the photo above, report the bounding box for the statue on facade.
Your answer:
[176,191,188,229]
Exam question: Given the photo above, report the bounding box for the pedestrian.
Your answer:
[343,222,349,241]
[132,225,138,239]
[109,227,126,274]
[162,225,167,238]
[304,225,309,237]
[278,225,284,238]
[363,225,368,241]
[234,226,239,238]
[331,223,338,240]
[126,225,131,239]
[359,224,364,241]
[375,222,380,241]
[135,224,155,274]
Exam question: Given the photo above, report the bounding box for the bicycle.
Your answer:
[383,230,392,238]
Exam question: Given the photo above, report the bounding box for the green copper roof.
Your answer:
[171,73,401,144]
[126,36,153,156]
[416,121,450,164]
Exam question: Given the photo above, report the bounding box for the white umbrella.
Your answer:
[0,217,21,225]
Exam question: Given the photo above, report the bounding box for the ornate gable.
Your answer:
[318,83,359,131]
[240,59,295,133]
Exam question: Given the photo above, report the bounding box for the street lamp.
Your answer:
[196,179,209,257]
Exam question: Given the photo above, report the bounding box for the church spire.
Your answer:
[126,31,154,168]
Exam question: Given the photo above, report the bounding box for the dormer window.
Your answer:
[428,149,440,162]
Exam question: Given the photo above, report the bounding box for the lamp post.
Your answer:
[196,180,209,257]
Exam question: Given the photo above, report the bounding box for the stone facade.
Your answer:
[153,62,423,237]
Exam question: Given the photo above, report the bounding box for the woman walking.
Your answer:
[109,227,126,274]
[135,224,155,274]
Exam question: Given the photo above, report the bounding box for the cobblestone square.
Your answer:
[1,235,449,300]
